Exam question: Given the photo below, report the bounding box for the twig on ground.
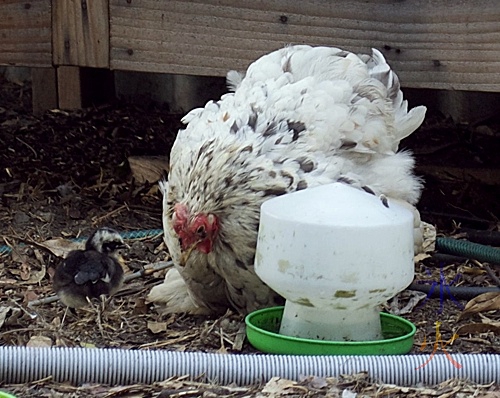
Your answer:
[470,259,500,287]
[91,204,128,224]
[123,261,172,282]
[27,295,59,308]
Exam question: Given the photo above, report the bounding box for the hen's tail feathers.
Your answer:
[364,49,427,142]
[395,105,427,141]
[159,179,169,197]
[227,70,244,92]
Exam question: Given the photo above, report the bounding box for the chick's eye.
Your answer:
[102,242,114,252]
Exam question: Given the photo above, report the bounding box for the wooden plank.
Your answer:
[109,0,500,92]
[53,0,109,67]
[31,68,58,114]
[57,66,82,109]
[0,0,52,67]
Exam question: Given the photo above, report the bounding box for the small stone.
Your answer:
[13,211,30,225]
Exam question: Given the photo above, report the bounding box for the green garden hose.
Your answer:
[2,231,499,266]
[0,229,164,255]
[436,237,500,264]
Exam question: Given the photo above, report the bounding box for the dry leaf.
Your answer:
[389,290,427,315]
[33,248,44,263]
[479,313,500,325]
[10,248,28,264]
[217,343,228,354]
[300,375,328,389]
[132,297,149,315]
[128,155,169,183]
[20,262,31,280]
[461,266,486,276]
[0,306,10,329]
[232,323,246,351]
[0,277,17,285]
[459,292,500,320]
[24,290,39,302]
[0,306,26,329]
[147,321,168,334]
[456,322,500,336]
[421,221,436,253]
[261,377,301,395]
[342,390,358,398]
[27,335,53,347]
[414,252,431,263]
[38,238,83,258]
[19,264,46,285]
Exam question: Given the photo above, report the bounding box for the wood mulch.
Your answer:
[0,74,499,397]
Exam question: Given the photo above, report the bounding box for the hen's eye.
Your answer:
[196,226,207,239]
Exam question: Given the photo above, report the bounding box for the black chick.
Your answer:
[53,228,127,308]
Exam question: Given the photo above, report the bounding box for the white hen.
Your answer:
[148,45,427,315]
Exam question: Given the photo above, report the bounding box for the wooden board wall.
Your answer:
[110,0,500,92]
[2,0,499,93]
[0,0,52,67]
[52,0,109,67]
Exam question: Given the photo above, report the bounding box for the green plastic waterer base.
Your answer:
[245,306,416,355]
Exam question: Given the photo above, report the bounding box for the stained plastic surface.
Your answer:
[256,183,415,341]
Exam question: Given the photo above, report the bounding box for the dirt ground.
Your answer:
[0,74,499,397]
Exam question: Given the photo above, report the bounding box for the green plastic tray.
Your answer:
[246,306,416,355]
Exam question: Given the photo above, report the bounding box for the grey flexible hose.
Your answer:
[407,283,500,300]
[0,346,498,386]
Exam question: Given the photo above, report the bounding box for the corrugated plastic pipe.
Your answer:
[0,346,498,386]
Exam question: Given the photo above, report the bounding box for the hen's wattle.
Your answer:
[148,45,427,315]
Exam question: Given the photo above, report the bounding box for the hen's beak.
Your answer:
[179,241,199,266]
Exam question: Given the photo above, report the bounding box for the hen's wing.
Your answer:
[233,45,425,154]
[181,46,425,204]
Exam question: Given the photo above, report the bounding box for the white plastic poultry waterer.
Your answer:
[255,182,415,342]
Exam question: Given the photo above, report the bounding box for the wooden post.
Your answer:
[31,68,58,114]
[52,0,110,109]
[57,66,82,109]
[56,66,115,110]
